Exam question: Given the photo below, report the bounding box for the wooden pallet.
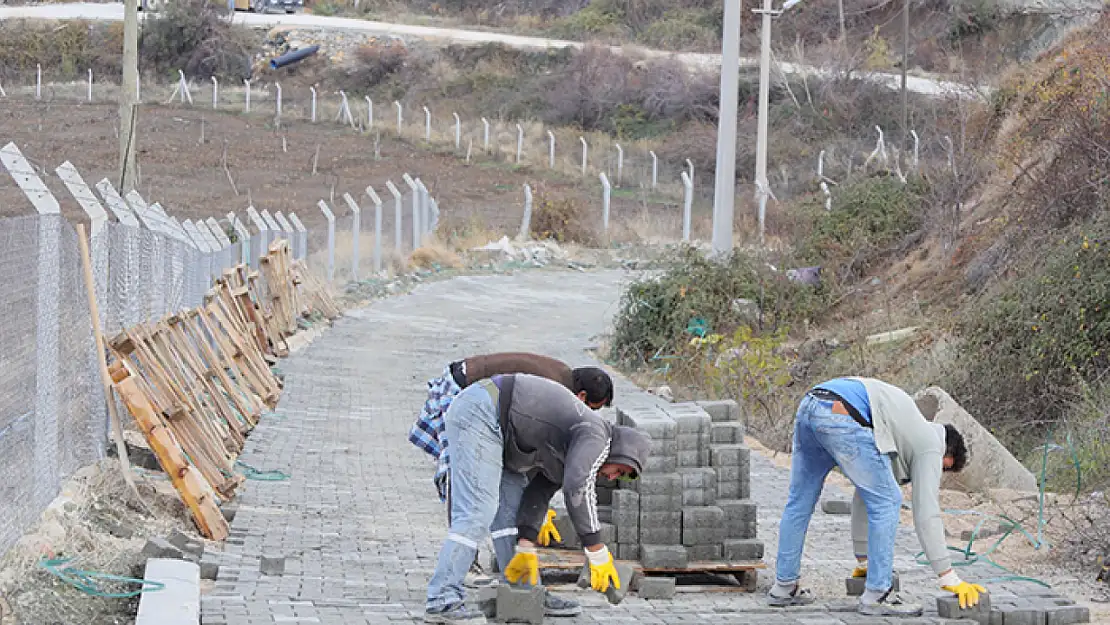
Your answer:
[535,547,764,592]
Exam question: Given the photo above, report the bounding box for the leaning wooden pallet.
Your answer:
[180,308,263,428]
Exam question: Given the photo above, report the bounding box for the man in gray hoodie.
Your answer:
[768,377,984,617]
[424,373,651,624]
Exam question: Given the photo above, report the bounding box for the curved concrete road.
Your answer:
[0,2,988,99]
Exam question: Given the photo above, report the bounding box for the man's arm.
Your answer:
[516,473,561,543]
[910,451,953,576]
[560,422,611,547]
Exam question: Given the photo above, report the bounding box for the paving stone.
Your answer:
[1043,606,1089,625]
[638,577,677,600]
[142,537,185,560]
[260,556,286,576]
[998,609,1045,625]
[722,539,764,561]
[938,594,992,625]
[711,422,745,444]
[640,545,688,568]
[686,544,723,561]
[495,584,544,624]
[844,575,899,596]
[822,500,852,515]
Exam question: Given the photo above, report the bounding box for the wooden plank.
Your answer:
[110,360,229,540]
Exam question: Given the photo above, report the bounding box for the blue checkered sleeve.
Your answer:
[407,365,461,502]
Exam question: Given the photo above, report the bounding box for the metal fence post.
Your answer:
[580,137,588,175]
[317,200,336,282]
[650,150,658,190]
[548,131,555,169]
[365,185,383,274]
[615,143,624,188]
[343,193,362,281]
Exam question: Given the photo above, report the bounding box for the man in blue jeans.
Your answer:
[769,377,985,616]
[424,373,650,624]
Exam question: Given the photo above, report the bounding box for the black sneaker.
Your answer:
[858,591,923,617]
[767,585,816,607]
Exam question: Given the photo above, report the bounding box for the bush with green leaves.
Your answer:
[793,174,928,282]
[944,219,1110,448]
[608,245,827,367]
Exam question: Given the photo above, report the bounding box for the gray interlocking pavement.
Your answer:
[199,269,1082,625]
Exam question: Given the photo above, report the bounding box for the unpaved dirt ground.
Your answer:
[0,97,690,244]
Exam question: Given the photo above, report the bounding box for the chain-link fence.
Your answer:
[0,206,306,558]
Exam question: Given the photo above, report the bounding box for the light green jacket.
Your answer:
[848,377,951,576]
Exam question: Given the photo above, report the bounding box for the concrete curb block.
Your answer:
[135,558,200,625]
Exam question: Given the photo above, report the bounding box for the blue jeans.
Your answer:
[775,394,903,593]
[426,384,531,612]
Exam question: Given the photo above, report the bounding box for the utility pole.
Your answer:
[710,0,743,257]
[901,0,909,147]
[753,0,778,247]
[119,0,139,191]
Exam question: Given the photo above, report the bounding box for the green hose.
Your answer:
[39,557,164,599]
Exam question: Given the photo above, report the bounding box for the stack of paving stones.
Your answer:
[553,394,764,572]
[934,586,1091,625]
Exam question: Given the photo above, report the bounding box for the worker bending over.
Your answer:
[769,377,985,617]
[424,373,649,624]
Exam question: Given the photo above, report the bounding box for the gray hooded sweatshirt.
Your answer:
[490,373,651,547]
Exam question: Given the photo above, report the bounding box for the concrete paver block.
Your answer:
[260,555,286,576]
[1043,605,1090,624]
[141,537,185,560]
[638,577,677,600]
[998,608,1046,625]
[937,593,991,624]
[696,399,740,422]
[845,574,899,596]
[822,499,852,515]
[711,422,745,444]
[495,584,544,624]
[604,563,637,605]
[640,544,688,568]
[722,538,764,561]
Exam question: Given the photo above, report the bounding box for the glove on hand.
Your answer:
[537,509,562,547]
[851,564,868,578]
[939,571,986,609]
[505,545,539,586]
[585,546,620,593]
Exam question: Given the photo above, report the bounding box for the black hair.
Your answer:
[571,367,614,407]
[944,423,968,473]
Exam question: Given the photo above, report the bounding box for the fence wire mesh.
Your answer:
[0,211,253,559]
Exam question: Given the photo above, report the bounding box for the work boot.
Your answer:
[543,591,582,617]
[858,590,924,617]
[767,582,816,607]
[423,603,488,624]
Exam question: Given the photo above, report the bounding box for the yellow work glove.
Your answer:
[939,571,986,609]
[851,564,868,578]
[585,545,620,593]
[505,545,539,586]
[537,509,562,547]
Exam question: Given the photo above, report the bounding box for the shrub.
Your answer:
[139,0,257,80]
[608,245,826,367]
[792,175,928,283]
[529,187,599,246]
[944,218,1110,447]
[0,20,122,82]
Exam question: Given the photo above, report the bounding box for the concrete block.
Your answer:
[638,494,682,511]
[638,526,682,544]
[673,412,711,434]
[552,506,581,549]
[639,473,682,496]
[722,538,764,561]
[597,486,614,505]
[682,488,716,506]
[990,608,1004,625]
[937,593,991,625]
[845,574,899,596]
[1000,609,1045,625]
[135,559,199,625]
[676,450,700,468]
[719,499,757,539]
[598,504,613,523]
[697,399,740,422]
[260,555,285,576]
[682,506,725,546]
[640,544,688,568]
[199,558,220,581]
[822,499,852,515]
[604,563,637,605]
[495,584,544,624]
[710,444,749,467]
[717,479,743,500]
[598,522,616,545]
[676,433,702,452]
[679,468,717,490]
[166,529,204,558]
[1044,606,1090,625]
[711,422,745,444]
[687,544,723,561]
[638,576,677,599]
[644,455,678,473]
[141,537,185,560]
[648,437,677,456]
[617,543,640,561]
[613,489,639,512]
[478,585,499,618]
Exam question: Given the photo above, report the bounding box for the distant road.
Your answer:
[0,2,988,99]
